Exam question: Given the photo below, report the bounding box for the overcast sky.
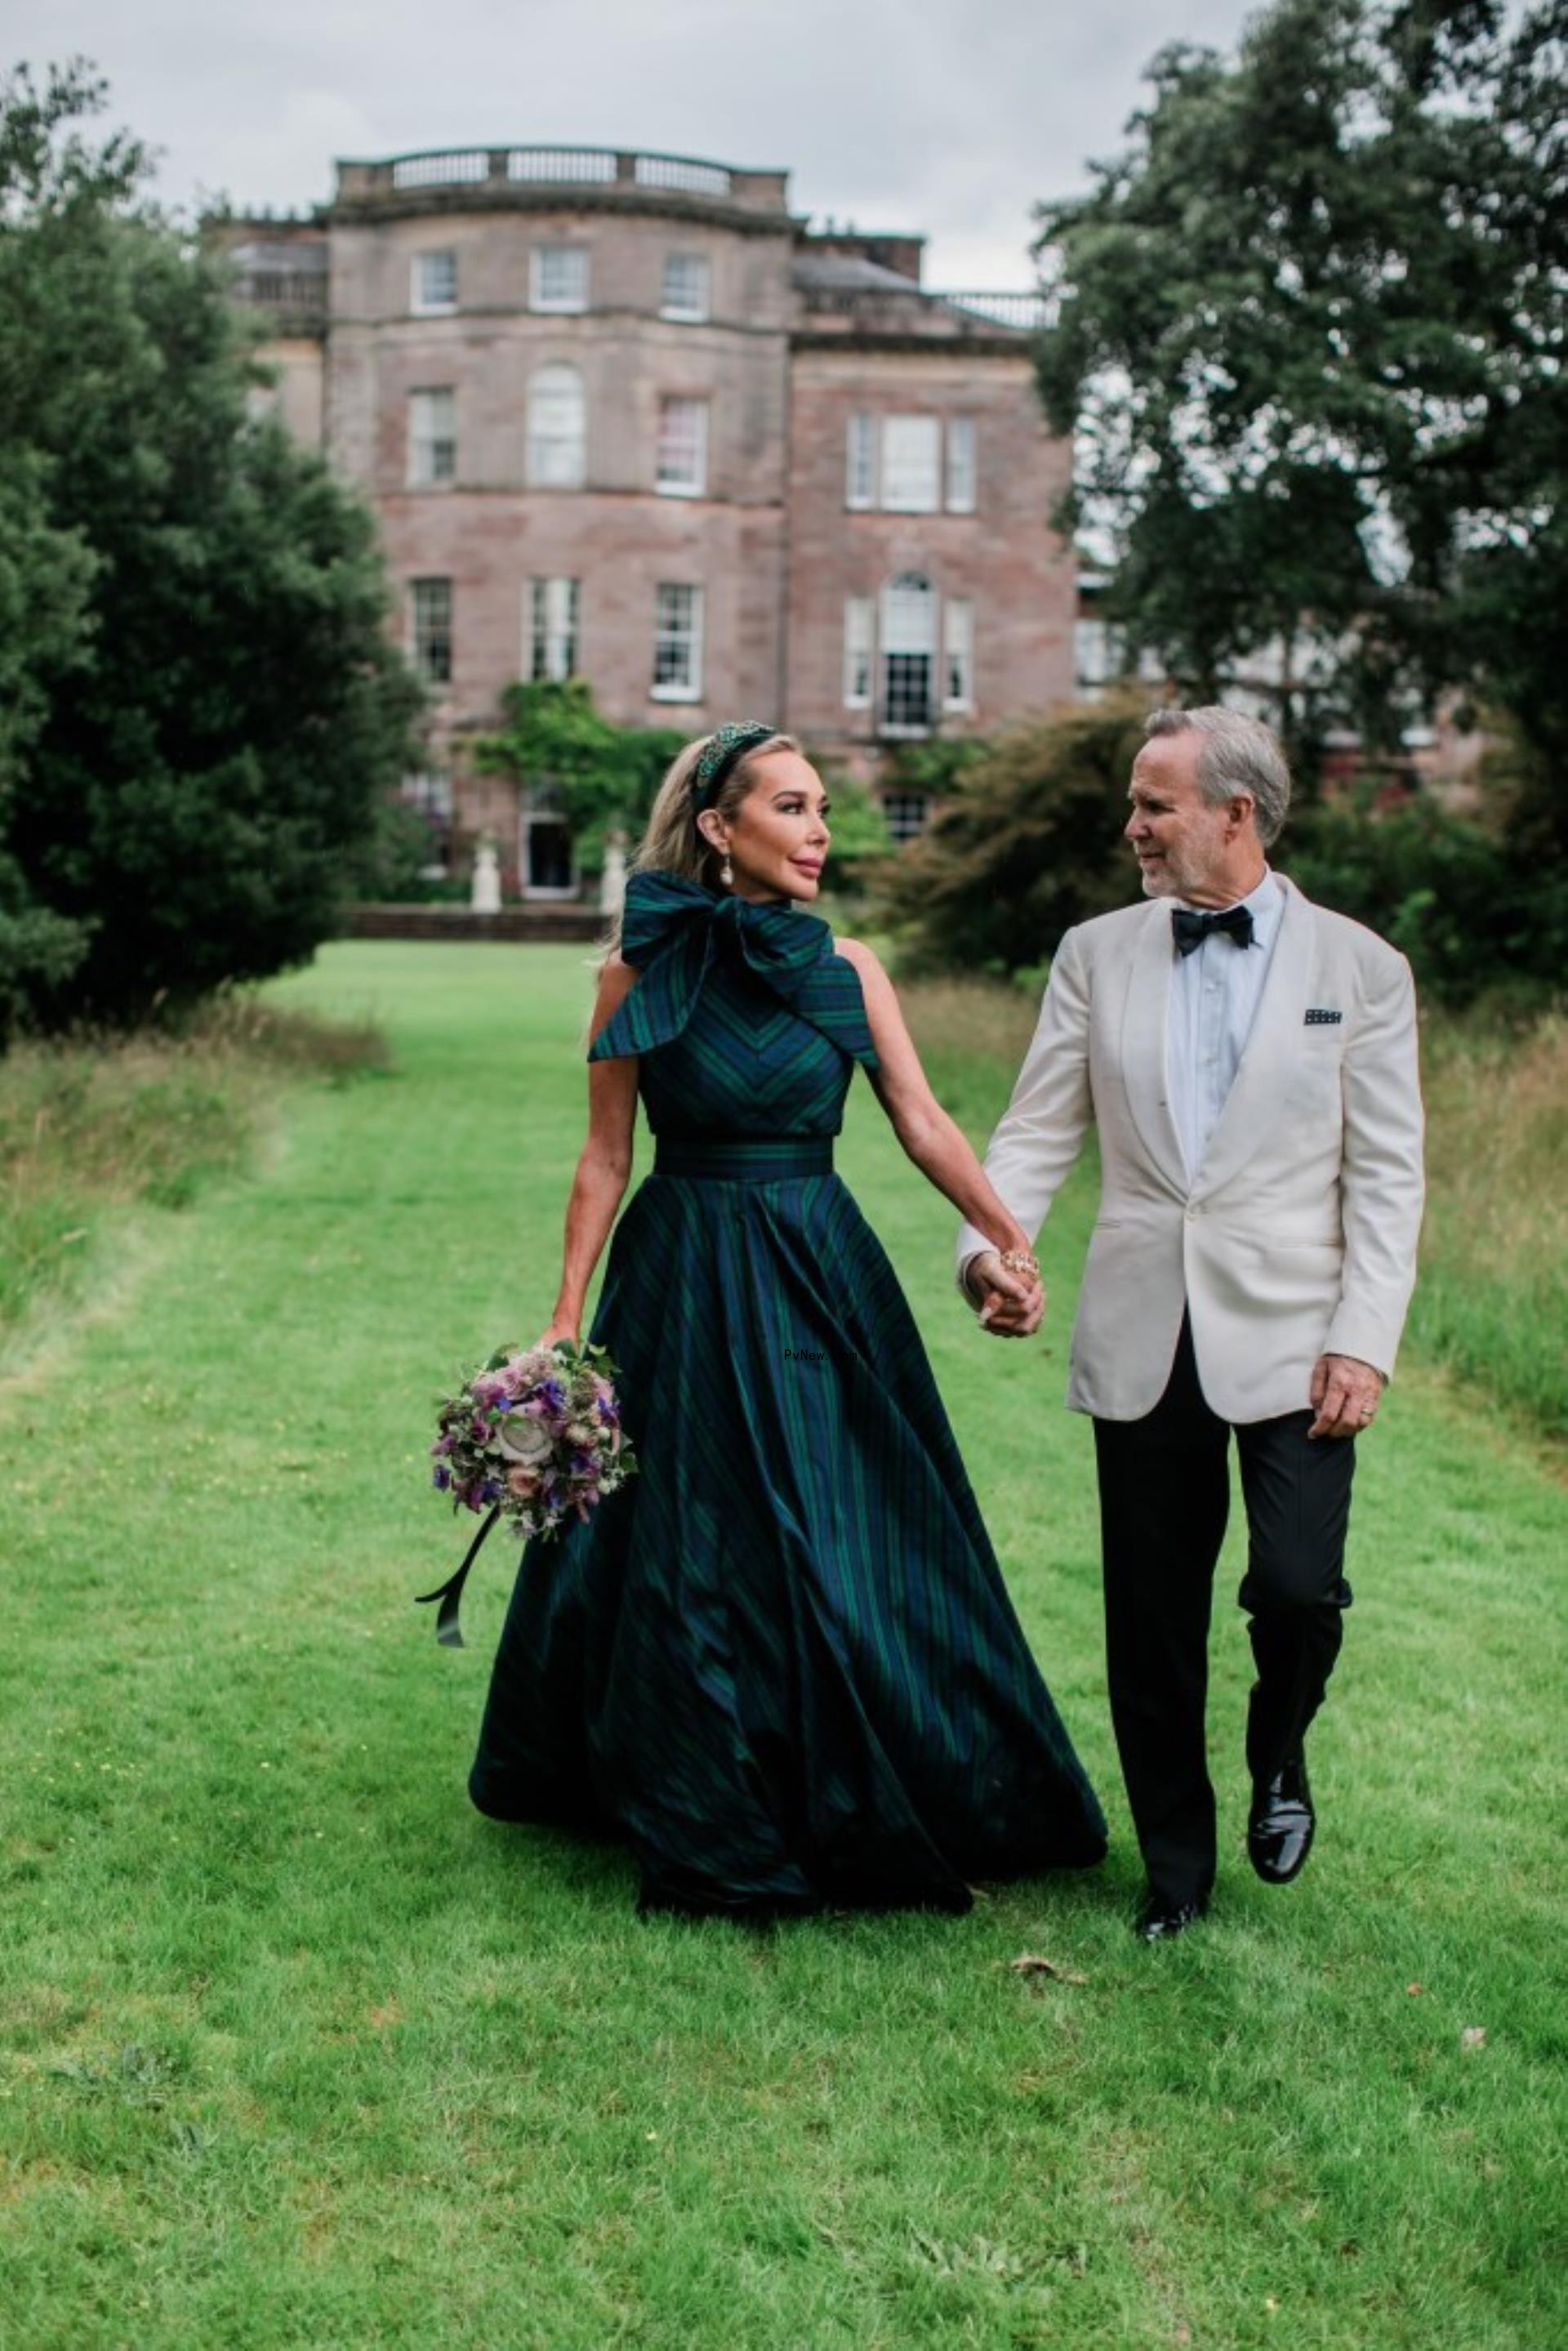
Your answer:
[11,2,1263,286]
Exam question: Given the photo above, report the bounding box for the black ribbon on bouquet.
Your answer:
[415,1503,501,1648]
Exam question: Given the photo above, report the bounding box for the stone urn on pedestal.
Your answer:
[470,835,502,915]
[599,829,628,917]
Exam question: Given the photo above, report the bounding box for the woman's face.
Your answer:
[713,750,831,903]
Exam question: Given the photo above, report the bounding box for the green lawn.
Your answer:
[2,941,1563,2350]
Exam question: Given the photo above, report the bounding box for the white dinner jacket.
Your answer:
[955,877,1425,1424]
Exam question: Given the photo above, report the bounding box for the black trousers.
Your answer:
[1093,1315,1356,1907]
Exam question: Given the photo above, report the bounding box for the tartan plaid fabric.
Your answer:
[470,869,1106,1914]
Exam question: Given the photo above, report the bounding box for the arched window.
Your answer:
[527,364,586,489]
[880,572,935,732]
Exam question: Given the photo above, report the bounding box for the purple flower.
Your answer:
[432,1465,452,1491]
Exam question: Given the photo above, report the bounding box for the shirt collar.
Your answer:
[1174,864,1280,948]
[1241,864,1281,948]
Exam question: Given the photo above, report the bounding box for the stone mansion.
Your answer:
[217,145,1075,894]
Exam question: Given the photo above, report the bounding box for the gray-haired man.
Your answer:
[956,709,1425,1939]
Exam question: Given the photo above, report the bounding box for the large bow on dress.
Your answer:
[589,870,880,1073]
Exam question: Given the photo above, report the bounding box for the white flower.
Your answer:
[497,1417,554,1467]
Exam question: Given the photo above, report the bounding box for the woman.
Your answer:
[469,723,1105,1916]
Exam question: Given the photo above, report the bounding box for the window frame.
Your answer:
[879,415,942,514]
[660,252,711,323]
[411,248,458,316]
[879,570,937,734]
[528,576,581,683]
[527,363,587,490]
[843,596,873,708]
[655,395,709,497]
[651,582,705,703]
[945,417,977,513]
[845,413,875,511]
[408,386,457,488]
[409,577,453,685]
[881,790,932,843]
[942,596,975,712]
[530,244,590,315]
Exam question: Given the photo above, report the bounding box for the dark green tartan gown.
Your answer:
[470,870,1106,1914]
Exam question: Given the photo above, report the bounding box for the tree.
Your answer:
[0,61,422,1033]
[1035,1,1568,828]
[869,700,1149,975]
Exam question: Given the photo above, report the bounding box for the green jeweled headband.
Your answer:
[691,720,777,817]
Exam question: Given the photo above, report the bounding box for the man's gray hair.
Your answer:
[1143,706,1291,846]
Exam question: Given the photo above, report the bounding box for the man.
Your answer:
[956,707,1424,1941]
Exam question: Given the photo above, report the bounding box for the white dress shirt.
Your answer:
[1167,866,1282,1181]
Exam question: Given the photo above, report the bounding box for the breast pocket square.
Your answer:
[1305,1008,1343,1025]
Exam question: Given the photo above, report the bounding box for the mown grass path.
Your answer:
[2,943,1563,2350]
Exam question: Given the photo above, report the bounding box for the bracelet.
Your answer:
[998,1248,1040,1279]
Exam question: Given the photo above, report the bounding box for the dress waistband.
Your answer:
[653,1136,835,1181]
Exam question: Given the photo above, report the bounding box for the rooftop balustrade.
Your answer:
[335,146,791,215]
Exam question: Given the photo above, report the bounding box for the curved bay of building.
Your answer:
[217,146,1075,891]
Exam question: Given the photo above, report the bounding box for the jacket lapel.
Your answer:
[1190,877,1315,1202]
[1120,902,1187,1195]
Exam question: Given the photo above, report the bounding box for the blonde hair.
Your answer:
[599,729,800,961]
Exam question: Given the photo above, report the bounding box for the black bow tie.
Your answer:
[1172,904,1254,957]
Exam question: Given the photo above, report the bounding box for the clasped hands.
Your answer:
[967,1252,1386,1437]
[964,1251,1045,1340]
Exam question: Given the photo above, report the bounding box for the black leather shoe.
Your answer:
[1248,1751,1315,1884]
[1135,1894,1207,1943]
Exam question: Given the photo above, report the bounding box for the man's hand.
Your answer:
[1308,1353,1386,1439]
[964,1251,1045,1340]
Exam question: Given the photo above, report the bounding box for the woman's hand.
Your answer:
[966,1252,1045,1338]
[536,1319,580,1354]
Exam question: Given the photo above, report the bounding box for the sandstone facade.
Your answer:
[220,148,1074,890]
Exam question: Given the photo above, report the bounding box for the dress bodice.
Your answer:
[588,870,879,1141]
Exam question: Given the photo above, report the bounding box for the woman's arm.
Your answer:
[537,954,640,1347]
[835,938,1039,1267]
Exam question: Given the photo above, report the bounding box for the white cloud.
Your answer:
[15,0,1262,275]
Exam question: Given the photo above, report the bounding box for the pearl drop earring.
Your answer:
[719,850,733,888]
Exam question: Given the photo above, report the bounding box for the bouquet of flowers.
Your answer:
[417,1341,636,1646]
[432,1340,636,1537]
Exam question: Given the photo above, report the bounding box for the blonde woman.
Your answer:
[469,724,1105,1916]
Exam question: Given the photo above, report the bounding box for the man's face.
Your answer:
[1124,733,1239,903]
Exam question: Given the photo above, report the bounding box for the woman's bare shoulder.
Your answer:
[597,948,639,991]
[831,935,886,979]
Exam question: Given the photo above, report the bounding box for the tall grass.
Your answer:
[898,975,1567,1444]
[1410,1013,1567,1439]
[0,993,385,1342]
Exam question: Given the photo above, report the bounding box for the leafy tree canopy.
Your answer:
[0,60,422,1035]
[1035,0,1567,832]
[869,699,1150,975]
